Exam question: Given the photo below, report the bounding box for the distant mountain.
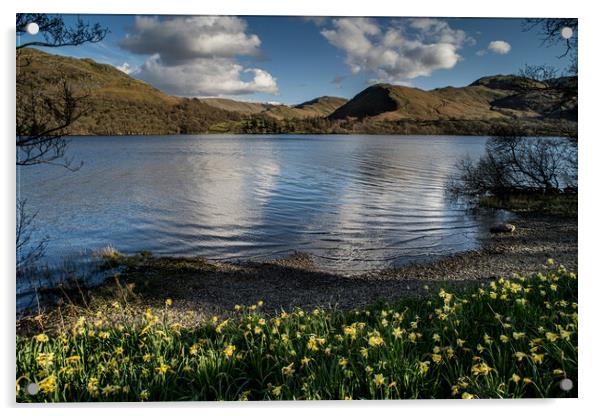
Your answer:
[197,96,348,120]
[16,48,576,136]
[330,76,576,122]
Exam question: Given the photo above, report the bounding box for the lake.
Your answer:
[17,135,510,277]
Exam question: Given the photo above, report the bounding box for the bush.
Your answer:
[448,125,577,203]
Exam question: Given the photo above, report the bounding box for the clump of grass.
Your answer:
[96,246,126,269]
[480,192,577,217]
[97,249,216,276]
[16,261,577,402]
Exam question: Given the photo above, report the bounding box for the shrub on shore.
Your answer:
[16,261,577,401]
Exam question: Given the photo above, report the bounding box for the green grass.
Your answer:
[480,192,577,217]
[16,261,577,402]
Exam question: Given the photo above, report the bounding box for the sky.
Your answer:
[18,15,576,105]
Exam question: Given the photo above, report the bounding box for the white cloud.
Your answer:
[116,62,134,74]
[118,16,277,96]
[137,55,278,97]
[320,18,471,82]
[120,16,261,65]
[487,40,512,55]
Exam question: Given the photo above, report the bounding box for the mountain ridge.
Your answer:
[16,48,577,136]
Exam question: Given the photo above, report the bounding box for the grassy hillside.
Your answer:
[17,48,243,135]
[16,48,577,136]
[330,78,576,123]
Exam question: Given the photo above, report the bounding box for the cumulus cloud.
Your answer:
[137,55,278,96]
[118,16,277,96]
[487,40,512,55]
[120,16,261,65]
[320,18,471,82]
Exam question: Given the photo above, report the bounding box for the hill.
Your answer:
[330,77,576,123]
[16,48,577,136]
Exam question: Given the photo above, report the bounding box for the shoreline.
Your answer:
[17,212,576,332]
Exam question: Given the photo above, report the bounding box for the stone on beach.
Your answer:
[490,223,516,233]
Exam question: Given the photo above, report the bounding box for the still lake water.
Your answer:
[18,135,510,277]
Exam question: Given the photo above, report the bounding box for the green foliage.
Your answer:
[17,263,577,401]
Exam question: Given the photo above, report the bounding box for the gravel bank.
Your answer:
[18,213,576,331]
[117,213,577,317]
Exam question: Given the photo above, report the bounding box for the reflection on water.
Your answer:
[17,134,509,277]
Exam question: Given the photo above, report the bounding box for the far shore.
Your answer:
[17,212,577,333]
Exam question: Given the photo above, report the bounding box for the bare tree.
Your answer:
[16,14,108,50]
[517,63,558,83]
[16,199,48,271]
[16,13,107,168]
[523,18,577,74]
[448,124,577,201]
[16,77,90,169]
[16,14,107,271]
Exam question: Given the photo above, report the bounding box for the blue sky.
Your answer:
[18,15,575,105]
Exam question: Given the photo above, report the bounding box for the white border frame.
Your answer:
[2,1,599,415]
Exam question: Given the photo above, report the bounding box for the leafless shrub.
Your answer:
[448,125,577,201]
[16,199,48,271]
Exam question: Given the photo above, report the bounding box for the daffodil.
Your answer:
[374,373,385,386]
[461,392,475,399]
[271,385,282,397]
[87,377,99,395]
[531,353,545,364]
[36,352,54,367]
[368,335,384,347]
[281,362,295,376]
[155,363,171,374]
[223,344,236,357]
[343,325,357,339]
[471,362,493,376]
[419,361,430,375]
[39,375,57,394]
[66,355,81,364]
[34,334,49,343]
[360,347,369,358]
